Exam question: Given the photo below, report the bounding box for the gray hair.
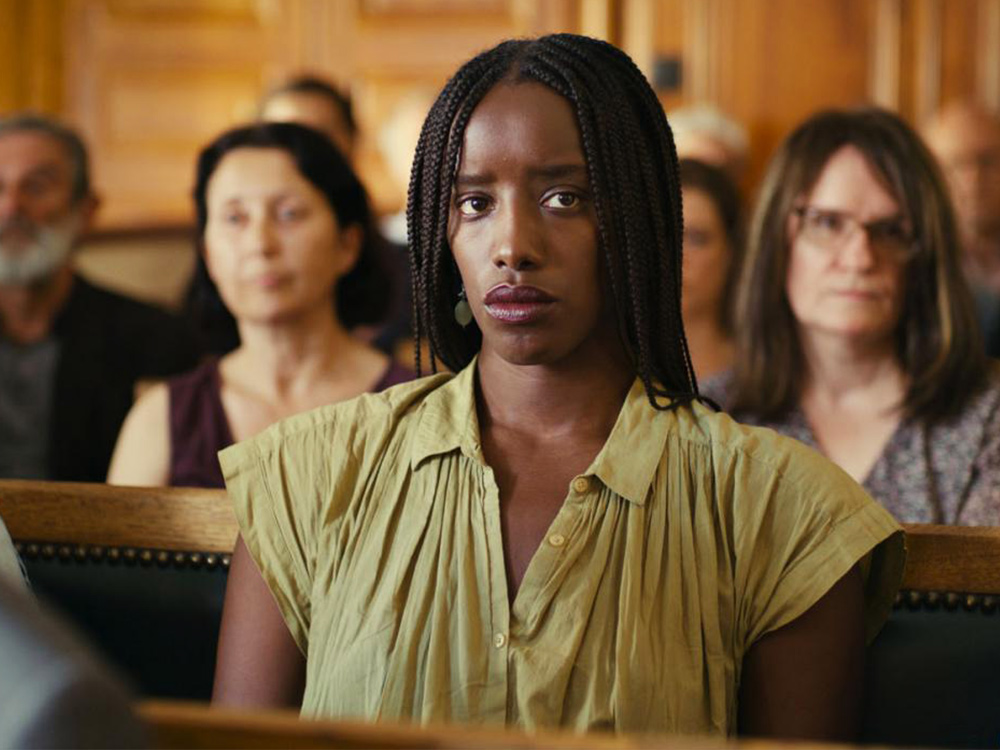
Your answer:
[667,104,749,158]
[0,113,91,204]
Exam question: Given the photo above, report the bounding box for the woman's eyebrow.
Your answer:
[454,173,494,189]
[529,164,589,181]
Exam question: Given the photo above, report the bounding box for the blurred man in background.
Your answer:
[0,114,199,481]
[925,102,1000,355]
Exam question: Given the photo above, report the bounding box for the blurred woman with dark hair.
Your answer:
[703,107,1000,525]
[108,122,411,488]
[679,158,743,378]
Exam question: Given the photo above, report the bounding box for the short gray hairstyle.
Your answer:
[667,104,749,159]
[0,113,91,204]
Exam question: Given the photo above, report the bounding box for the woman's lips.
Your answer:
[249,272,289,289]
[483,284,555,324]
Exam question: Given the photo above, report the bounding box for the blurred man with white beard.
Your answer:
[0,114,199,481]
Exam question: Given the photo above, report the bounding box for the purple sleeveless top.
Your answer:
[168,358,414,488]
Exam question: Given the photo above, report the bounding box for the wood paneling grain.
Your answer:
[0,480,236,552]
[902,524,1000,594]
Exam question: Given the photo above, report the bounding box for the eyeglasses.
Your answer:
[792,206,918,262]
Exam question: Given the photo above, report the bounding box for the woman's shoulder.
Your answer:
[964,359,1000,416]
[373,359,417,391]
[220,370,455,471]
[669,399,883,519]
[696,368,735,409]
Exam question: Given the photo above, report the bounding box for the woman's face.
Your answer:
[785,145,909,347]
[203,147,360,326]
[681,186,731,325]
[449,82,613,367]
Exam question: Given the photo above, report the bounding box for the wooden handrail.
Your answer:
[0,480,236,553]
[900,523,1000,595]
[2,482,999,595]
[137,700,737,750]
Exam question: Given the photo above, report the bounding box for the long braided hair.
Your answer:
[407,34,698,409]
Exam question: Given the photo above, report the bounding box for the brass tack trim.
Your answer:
[12,540,232,572]
[893,590,999,615]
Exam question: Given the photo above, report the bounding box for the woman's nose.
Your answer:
[836,226,878,270]
[491,202,543,271]
[245,215,279,256]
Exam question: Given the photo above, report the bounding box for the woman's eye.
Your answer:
[222,211,246,225]
[457,196,491,216]
[542,192,581,210]
[813,212,844,233]
[277,207,306,222]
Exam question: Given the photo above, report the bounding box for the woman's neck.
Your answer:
[799,330,905,409]
[475,340,634,444]
[229,306,367,401]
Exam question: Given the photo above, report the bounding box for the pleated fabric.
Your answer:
[221,360,904,735]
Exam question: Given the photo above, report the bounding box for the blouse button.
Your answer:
[572,477,590,494]
[494,632,507,649]
[548,534,566,548]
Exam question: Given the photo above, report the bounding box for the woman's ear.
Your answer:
[335,224,364,275]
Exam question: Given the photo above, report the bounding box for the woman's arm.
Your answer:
[738,564,865,741]
[106,383,170,485]
[212,536,306,707]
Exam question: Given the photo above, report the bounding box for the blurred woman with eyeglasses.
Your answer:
[701,107,1000,526]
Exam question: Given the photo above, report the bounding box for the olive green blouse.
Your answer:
[220,361,904,735]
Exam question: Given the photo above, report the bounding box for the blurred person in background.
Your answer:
[108,123,412,488]
[0,114,199,482]
[258,75,358,164]
[703,107,1000,526]
[924,102,1000,355]
[0,572,146,748]
[0,512,23,589]
[668,104,750,184]
[256,74,413,360]
[679,159,743,378]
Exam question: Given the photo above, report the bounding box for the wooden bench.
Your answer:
[861,524,1000,748]
[2,480,997,745]
[0,479,237,701]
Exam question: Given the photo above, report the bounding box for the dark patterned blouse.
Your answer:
[700,366,1000,526]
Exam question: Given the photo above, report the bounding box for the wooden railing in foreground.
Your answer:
[900,524,1000,594]
[0,479,237,554]
[138,701,794,750]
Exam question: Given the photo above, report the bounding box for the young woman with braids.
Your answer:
[213,35,903,739]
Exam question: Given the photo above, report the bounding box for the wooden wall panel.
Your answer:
[4,0,996,233]
[52,0,587,230]
[636,0,1000,195]
[643,0,874,192]
[0,0,66,114]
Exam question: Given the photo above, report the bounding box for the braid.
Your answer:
[407,34,698,409]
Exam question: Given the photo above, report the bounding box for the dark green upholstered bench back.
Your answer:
[0,479,236,700]
[861,524,1000,748]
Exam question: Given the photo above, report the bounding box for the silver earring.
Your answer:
[454,287,473,327]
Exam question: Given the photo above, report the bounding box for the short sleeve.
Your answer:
[730,433,905,653]
[219,406,361,652]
